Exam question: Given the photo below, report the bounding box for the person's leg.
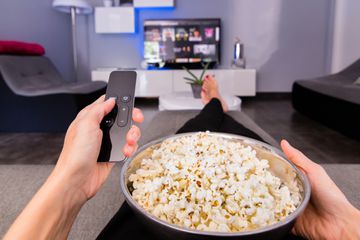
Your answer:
[96,203,156,240]
[177,73,265,142]
[176,98,224,134]
[219,114,265,142]
[176,99,266,143]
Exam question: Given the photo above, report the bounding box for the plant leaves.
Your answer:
[199,62,211,81]
[184,77,196,81]
[182,66,199,81]
[196,80,204,85]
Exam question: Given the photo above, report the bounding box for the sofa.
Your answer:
[1,111,359,239]
[292,59,360,140]
[0,55,106,132]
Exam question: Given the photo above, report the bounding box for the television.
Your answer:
[143,19,221,69]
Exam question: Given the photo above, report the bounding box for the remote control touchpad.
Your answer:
[98,71,137,162]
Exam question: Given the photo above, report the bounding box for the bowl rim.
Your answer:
[120,132,311,236]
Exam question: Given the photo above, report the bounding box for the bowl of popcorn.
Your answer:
[120,132,311,240]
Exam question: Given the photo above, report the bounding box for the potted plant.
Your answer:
[183,62,210,98]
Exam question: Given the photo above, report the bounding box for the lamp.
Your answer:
[52,0,92,81]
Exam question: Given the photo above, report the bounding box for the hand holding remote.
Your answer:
[98,71,138,162]
[54,95,144,201]
[4,96,144,240]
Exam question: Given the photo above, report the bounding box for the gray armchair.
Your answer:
[0,55,106,132]
[292,58,360,140]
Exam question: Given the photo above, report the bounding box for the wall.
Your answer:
[85,0,332,92]
[331,0,360,73]
[0,0,333,92]
[229,0,333,92]
[0,0,74,81]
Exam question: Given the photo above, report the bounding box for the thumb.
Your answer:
[281,140,317,174]
[87,98,116,124]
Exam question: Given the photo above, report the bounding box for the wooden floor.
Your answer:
[0,96,359,164]
[242,95,360,164]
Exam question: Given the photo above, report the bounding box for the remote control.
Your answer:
[97,71,137,162]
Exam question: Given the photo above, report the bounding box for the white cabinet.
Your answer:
[91,69,256,97]
[135,70,173,97]
[172,69,256,96]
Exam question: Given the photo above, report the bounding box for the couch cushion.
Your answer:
[1,164,359,240]
[0,40,45,56]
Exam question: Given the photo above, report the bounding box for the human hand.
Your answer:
[4,96,144,240]
[281,140,360,240]
[53,96,144,203]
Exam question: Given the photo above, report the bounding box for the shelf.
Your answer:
[133,0,174,8]
[95,7,135,34]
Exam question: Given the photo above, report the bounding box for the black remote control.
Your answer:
[97,71,137,162]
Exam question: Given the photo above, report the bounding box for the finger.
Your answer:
[123,143,139,157]
[87,95,106,110]
[126,125,141,146]
[132,108,144,123]
[86,97,116,124]
[93,95,106,105]
[77,95,106,119]
[281,140,316,173]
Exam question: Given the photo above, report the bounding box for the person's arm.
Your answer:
[281,140,360,240]
[4,96,144,240]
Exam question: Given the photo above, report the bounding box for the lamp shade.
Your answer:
[52,0,93,14]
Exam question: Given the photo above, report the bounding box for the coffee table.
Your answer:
[159,92,241,111]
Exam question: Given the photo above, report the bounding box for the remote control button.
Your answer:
[121,95,131,103]
[101,106,117,129]
[117,105,129,127]
[104,118,114,128]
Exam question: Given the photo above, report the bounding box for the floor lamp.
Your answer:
[52,0,92,81]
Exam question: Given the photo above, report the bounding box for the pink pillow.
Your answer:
[0,40,45,56]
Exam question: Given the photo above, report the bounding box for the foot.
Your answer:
[201,75,228,112]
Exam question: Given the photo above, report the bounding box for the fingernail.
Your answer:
[132,130,139,139]
[108,97,117,102]
[282,140,291,148]
[123,145,130,156]
[136,112,143,119]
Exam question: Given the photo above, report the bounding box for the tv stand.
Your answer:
[148,62,218,70]
[91,68,256,97]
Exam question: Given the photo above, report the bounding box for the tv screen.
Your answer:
[144,19,221,69]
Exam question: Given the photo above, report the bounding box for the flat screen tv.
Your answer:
[144,19,221,69]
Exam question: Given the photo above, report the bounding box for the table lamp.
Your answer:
[52,0,93,81]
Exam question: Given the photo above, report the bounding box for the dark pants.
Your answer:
[176,98,264,141]
[97,98,266,239]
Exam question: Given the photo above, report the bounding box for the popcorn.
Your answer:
[129,132,301,232]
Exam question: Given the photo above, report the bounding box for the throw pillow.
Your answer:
[0,40,45,56]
